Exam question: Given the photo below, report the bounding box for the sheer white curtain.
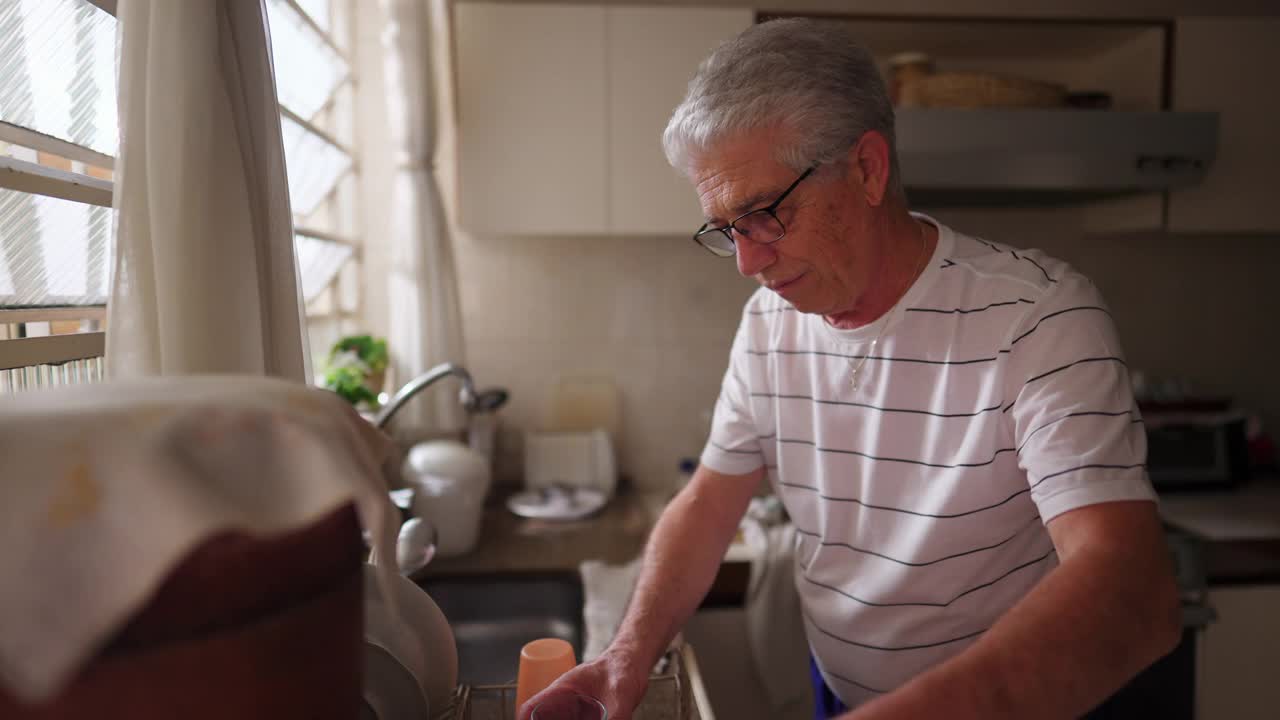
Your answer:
[379,0,467,434]
[106,0,309,382]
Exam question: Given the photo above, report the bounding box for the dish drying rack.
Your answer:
[440,645,707,720]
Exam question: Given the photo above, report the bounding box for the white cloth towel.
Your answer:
[0,376,400,704]
[580,556,644,662]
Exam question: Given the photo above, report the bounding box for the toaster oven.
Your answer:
[1144,410,1249,491]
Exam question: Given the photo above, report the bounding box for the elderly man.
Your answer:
[522,18,1179,720]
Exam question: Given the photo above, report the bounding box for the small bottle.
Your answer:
[675,458,698,492]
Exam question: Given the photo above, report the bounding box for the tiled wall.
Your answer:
[929,207,1278,434]
[450,208,1279,491]
[371,200,1280,492]
[453,231,757,489]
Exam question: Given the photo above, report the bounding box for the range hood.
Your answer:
[897,109,1218,207]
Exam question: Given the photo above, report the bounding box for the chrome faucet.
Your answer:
[374,363,508,430]
[375,363,509,575]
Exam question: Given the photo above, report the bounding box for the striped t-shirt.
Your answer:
[699,213,1155,708]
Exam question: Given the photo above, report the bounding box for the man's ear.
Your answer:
[845,131,892,207]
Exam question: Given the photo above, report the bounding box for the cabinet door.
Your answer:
[455,3,608,235]
[1168,19,1280,234]
[607,7,754,236]
[684,609,777,720]
[1199,585,1280,719]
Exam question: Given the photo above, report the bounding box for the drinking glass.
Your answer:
[530,693,608,720]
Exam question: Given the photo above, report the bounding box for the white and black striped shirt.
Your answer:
[700,214,1155,707]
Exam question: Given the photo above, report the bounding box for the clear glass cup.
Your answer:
[530,693,608,720]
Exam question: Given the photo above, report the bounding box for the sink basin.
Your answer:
[419,572,584,686]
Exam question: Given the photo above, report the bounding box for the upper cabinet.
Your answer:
[1168,18,1280,234]
[454,3,609,235]
[607,7,754,235]
[455,6,1273,236]
[817,16,1191,233]
[454,3,752,236]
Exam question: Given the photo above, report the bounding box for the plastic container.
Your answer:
[404,440,491,557]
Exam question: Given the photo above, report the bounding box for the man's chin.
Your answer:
[775,295,823,315]
[761,280,826,314]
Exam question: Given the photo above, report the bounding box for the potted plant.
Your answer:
[322,334,389,409]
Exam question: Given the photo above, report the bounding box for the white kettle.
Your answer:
[402,440,490,558]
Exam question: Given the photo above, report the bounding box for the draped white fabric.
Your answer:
[0,376,399,703]
[106,0,309,382]
[380,0,466,432]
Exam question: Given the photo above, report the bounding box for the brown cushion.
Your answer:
[109,504,363,649]
[0,504,365,719]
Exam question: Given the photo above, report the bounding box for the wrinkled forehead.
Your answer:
[689,130,797,224]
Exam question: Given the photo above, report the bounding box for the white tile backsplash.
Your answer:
[453,216,1280,492]
[453,231,755,490]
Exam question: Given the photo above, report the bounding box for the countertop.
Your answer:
[416,479,1280,587]
[1160,481,1280,541]
[415,489,664,578]
[411,484,757,613]
[1159,481,1280,586]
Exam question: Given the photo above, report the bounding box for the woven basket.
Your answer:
[901,71,1066,109]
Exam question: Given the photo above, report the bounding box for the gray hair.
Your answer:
[662,18,902,198]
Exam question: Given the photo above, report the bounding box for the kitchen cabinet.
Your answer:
[454,3,608,235]
[454,3,751,236]
[684,608,775,720]
[794,14,1180,232]
[1168,19,1280,234]
[607,7,753,235]
[1198,585,1280,719]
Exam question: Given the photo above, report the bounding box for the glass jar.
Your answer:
[887,51,934,107]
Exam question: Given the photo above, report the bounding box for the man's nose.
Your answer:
[735,232,776,277]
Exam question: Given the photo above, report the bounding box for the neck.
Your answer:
[824,212,935,331]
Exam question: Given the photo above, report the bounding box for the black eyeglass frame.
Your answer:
[692,165,817,257]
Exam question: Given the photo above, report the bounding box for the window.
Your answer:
[265,0,363,378]
[0,0,116,391]
[0,0,362,392]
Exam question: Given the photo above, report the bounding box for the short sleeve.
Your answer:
[699,309,766,476]
[1003,272,1156,523]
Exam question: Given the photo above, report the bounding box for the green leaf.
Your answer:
[327,334,388,373]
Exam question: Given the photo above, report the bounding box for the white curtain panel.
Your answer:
[106,0,309,382]
[380,0,466,432]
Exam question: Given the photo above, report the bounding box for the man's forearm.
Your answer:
[606,467,757,678]
[846,504,1181,720]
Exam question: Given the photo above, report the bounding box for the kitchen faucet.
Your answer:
[373,362,508,430]
[372,362,508,575]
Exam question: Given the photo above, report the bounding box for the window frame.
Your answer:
[0,0,364,383]
[0,0,118,378]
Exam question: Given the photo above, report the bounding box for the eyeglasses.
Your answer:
[692,166,816,258]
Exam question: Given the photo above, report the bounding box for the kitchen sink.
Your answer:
[419,572,584,686]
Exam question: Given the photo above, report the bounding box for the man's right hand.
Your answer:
[517,464,760,719]
[516,647,651,720]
